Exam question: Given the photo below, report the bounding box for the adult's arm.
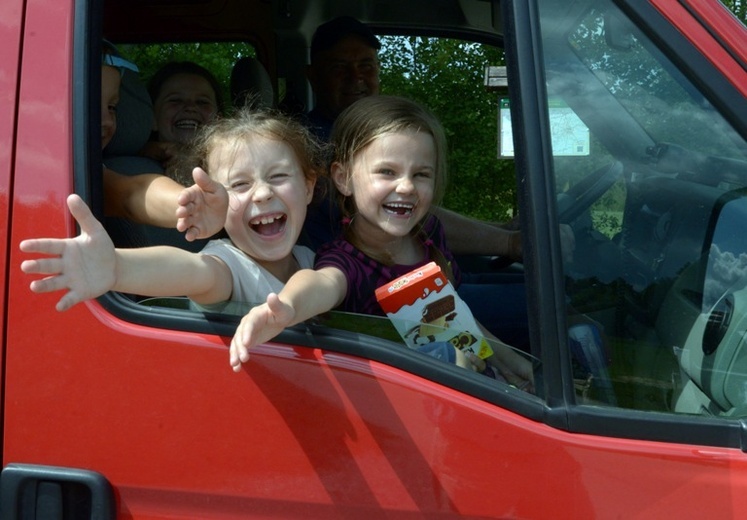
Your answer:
[433,206,522,261]
[104,167,228,241]
[103,167,184,227]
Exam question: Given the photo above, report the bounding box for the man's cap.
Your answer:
[310,16,381,59]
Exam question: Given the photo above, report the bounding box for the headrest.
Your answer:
[104,68,155,157]
[230,57,275,109]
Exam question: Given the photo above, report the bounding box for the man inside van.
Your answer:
[305,16,382,142]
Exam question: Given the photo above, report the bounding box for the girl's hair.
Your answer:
[148,61,224,114]
[331,95,448,263]
[177,106,325,185]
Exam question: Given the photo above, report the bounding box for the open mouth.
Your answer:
[249,213,288,236]
[383,202,415,217]
[174,119,200,130]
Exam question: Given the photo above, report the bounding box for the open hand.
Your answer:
[176,167,228,241]
[19,194,116,311]
[230,293,296,372]
[493,348,535,393]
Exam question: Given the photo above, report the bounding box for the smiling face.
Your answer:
[101,65,121,150]
[333,130,436,244]
[153,73,219,144]
[307,34,380,120]
[208,135,314,270]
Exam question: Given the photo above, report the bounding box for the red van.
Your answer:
[4,0,747,518]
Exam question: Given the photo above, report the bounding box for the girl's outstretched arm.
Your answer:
[20,194,117,311]
[20,194,233,311]
[230,267,347,371]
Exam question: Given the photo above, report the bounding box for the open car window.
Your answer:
[100,26,538,399]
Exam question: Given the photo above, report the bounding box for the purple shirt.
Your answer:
[314,215,461,315]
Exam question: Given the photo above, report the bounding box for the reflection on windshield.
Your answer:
[567,5,745,161]
[539,0,747,416]
[703,195,747,311]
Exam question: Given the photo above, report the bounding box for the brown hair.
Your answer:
[331,95,448,264]
[177,106,326,186]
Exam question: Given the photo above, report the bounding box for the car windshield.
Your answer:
[569,7,746,162]
[536,0,747,416]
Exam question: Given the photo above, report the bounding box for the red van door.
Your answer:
[0,0,25,411]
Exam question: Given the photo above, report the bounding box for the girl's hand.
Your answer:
[230,293,296,372]
[455,348,487,372]
[19,194,116,311]
[176,167,228,241]
[493,348,535,393]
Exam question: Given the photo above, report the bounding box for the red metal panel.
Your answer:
[0,0,25,417]
[6,295,747,517]
[651,0,747,96]
[681,0,747,65]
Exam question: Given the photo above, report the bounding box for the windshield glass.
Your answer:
[568,7,746,161]
[538,0,747,416]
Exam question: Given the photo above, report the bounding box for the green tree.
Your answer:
[379,37,516,222]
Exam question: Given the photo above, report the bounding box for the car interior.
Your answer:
[94,0,747,420]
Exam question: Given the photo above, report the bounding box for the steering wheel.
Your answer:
[557,161,623,224]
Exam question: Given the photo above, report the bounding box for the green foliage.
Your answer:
[378,36,516,222]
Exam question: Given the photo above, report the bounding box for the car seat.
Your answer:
[103,66,209,252]
[230,56,275,109]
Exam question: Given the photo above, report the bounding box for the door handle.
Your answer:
[0,463,115,519]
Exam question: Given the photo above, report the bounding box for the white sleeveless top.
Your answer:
[192,238,315,315]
